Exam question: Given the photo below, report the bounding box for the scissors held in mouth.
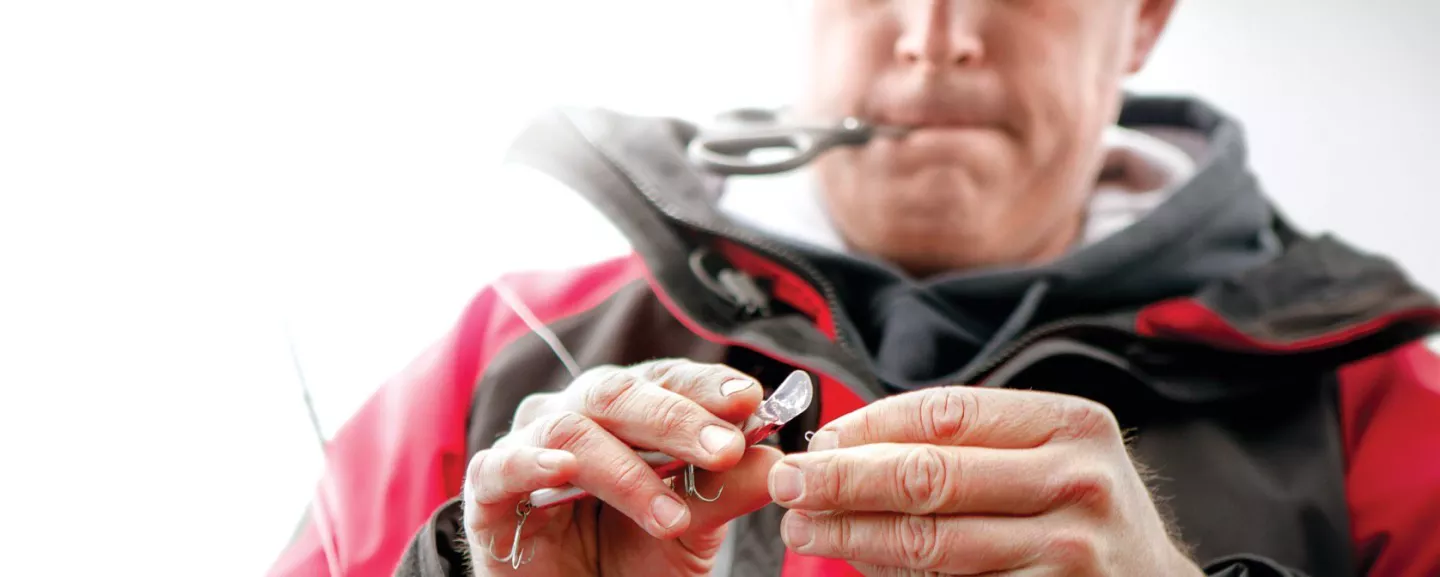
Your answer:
[687,111,911,176]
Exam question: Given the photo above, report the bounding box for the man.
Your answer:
[270,1,1440,575]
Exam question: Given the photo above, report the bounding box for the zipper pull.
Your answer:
[718,269,771,318]
[689,248,772,319]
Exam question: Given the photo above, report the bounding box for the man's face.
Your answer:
[802,0,1176,275]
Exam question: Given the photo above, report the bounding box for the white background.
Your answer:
[1,1,1436,575]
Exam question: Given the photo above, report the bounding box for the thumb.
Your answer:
[677,445,785,555]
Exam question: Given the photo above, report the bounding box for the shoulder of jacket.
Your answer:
[1339,337,1440,393]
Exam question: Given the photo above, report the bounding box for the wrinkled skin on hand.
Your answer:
[769,387,1205,576]
[462,359,782,577]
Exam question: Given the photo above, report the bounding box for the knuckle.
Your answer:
[1058,398,1120,442]
[640,357,685,372]
[536,411,592,451]
[495,448,524,480]
[583,371,641,417]
[654,359,734,396]
[856,403,881,440]
[896,446,953,513]
[896,515,944,569]
[695,370,734,395]
[1050,466,1116,513]
[465,450,489,484]
[652,395,700,439]
[1044,529,1103,572]
[608,455,654,496]
[640,358,686,383]
[464,452,491,501]
[824,513,855,557]
[815,455,850,505]
[920,388,975,442]
[466,449,506,504]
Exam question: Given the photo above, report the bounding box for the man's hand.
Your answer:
[767,387,1204,576]
[464,359,781,577]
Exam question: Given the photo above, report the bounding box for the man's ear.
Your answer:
[1127,0,1179,74]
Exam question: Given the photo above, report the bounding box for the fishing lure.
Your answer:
[491,369,815,569]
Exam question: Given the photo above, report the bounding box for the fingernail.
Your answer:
[783,513,814,551]
[536,450,569,472]
[721,378,756,397]
[807,430,838,452]
[700,425,740,456]
[652,494,687,529]
[769,462,804,503]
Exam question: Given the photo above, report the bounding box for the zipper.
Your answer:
[669,210,858,353]
[954,317,1118,385]
[573,120,865,364]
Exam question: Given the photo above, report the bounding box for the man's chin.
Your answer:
[862,173,991,221]
[848,214,989,261]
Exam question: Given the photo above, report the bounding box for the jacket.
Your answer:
[268,96,1440,577]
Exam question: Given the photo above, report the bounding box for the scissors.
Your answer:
[687,110,911,176]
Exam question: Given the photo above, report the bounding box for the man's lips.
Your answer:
[896,123,991,132]
[877,124,998,144]
[872,97,1006,130]
[874,105,1000,128]
[861,125,1008,171]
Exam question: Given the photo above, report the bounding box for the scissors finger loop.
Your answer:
[688,130,821,176]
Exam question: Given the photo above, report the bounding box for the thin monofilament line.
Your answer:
[283,320,328,449]
[492,278,582,378]
[280,320,343,575]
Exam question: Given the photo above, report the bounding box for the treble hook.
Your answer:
[487,501,535,569]
[494,466,724,570]
[682,464,723,503]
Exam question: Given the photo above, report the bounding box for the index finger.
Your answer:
[558,360,763,425]
[807,387,1118,450]
[634,359,765,423]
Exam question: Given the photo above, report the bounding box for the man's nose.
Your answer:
[894,0,983,69]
